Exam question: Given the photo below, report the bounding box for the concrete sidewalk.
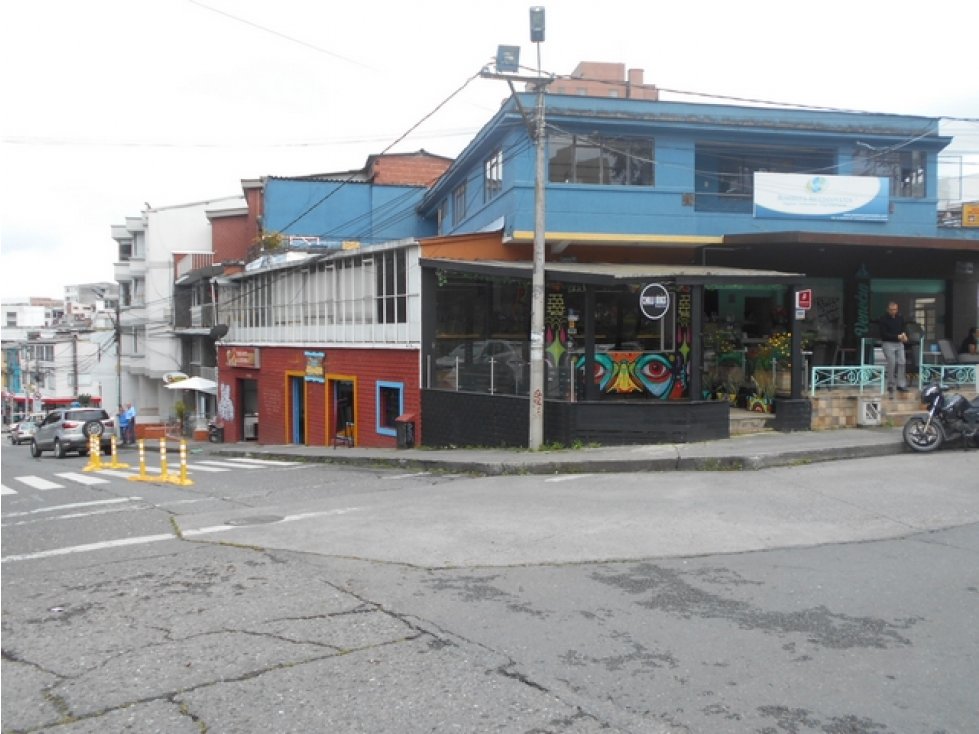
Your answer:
[208,426,909,475]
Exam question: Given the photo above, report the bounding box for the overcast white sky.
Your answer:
[2,0,978,300]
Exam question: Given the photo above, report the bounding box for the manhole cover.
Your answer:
[224,515,283,526]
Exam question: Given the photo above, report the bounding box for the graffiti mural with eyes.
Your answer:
[634,353,676,398]
[576,351,683,399]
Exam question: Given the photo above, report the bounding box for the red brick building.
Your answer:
[211,152,449,447]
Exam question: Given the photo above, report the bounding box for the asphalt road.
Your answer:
[2,440,978,733]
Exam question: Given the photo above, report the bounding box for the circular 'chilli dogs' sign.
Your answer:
[639,283,670,320]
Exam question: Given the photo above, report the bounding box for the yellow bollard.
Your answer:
[157,437,172,482]
[105,434,130,469]
[82,433,104,472]
[168,439,194,486]
[128,439,151,482]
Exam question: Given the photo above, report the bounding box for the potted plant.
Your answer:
[173,400,188,436]
[754,331,803,394]
[748,371,776,412]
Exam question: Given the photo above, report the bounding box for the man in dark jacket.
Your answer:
[878,302,910,394]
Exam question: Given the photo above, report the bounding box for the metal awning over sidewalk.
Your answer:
[420,258,804,285]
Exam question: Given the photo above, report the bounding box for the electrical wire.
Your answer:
[186,0,377,72]
[272,70,484,235]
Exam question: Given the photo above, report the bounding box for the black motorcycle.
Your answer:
[903,383,979,452]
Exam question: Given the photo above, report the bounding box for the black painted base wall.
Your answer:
[421,390,730,448]
[422,390,528,447]
[773,398,813,432]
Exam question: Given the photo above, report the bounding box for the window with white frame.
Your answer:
[375,249,407,324]
[484,150,503,202]
[31,344,55,362]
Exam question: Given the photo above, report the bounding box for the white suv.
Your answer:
[30,408,114,458]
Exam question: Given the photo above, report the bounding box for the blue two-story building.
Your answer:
[414,89,978,446]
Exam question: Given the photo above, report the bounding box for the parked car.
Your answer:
[437,340,525,369]
[30,408,114,458]
[8,417,42,445]
[436,340,526,392]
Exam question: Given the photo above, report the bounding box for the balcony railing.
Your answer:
[809,338,978,394]
[190,303,216,328]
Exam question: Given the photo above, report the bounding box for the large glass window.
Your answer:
[696,143,835,205]
[548,134,654,185]
[854,148,926,198]
[431,274,685,399]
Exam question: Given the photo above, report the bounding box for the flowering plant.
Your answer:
[754,331,794,370]
[703,322,738,355]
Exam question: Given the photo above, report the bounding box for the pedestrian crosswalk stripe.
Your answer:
[184,463,229,473]
[12,476,63,490]
[218,457,300,467]
[140,464,227,474]
[55,472,111,486]
[1,484,17,495]
[10,459,284,492]
[4,498,137,517]
[98,470,137,479]
[194,460,260,469]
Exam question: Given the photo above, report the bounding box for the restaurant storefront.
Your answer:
[419,259,807,447]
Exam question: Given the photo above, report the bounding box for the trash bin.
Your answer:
[394,412,416,449]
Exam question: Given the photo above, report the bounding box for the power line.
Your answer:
[271,69,483,235]
[1,128,480,149]
[186,0,378,72]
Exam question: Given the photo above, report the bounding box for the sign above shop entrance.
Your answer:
[639,283,670,321]
[225,346,260,369]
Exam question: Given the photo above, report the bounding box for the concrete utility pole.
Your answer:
[484,7,552,449]
[71,333,78,399]
[528,60,547,450]
[115,295,122,412]
[527,6,547,450]
[93,286,123,411]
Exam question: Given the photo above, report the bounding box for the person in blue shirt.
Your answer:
[117,404,130,444]
[123,402,137,444]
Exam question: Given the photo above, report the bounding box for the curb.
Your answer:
[212,441,907,476]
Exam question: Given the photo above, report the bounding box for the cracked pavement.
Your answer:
[3,454,978,732]
[3,543,605,733]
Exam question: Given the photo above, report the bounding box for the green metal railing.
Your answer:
[809,338,977,395]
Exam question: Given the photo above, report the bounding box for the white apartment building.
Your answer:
[112,197,240,427]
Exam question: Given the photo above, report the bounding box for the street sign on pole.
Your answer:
[796,289,813,310]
